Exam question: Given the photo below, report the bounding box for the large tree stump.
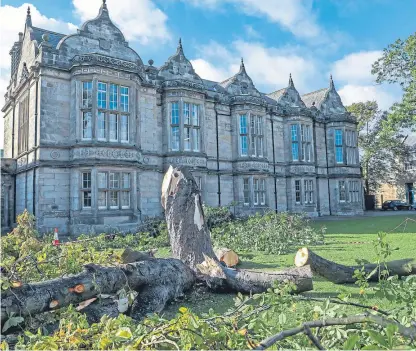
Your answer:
[295,247,416,284]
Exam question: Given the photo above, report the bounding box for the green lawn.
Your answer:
[162,214,416,317]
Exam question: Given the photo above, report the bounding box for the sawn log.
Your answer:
[295,247,416,284]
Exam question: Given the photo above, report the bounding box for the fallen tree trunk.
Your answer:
[162,166,313,293]
[1,258,195,324]
[295,247,416,284]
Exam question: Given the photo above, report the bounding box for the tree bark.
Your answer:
[295,247,416,284]
[1,258,195,324]
[163,166,313,293]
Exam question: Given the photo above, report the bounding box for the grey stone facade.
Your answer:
[1,2,364,235]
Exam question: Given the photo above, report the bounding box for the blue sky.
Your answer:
[0,0,415,146]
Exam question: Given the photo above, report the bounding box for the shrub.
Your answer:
[211,211,325,255]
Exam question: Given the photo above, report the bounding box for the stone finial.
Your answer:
[26,6,32,27]
[41,33,49,42]
[99,0,109,17]
[148,59,154,66]
[18,32,23,42]
[329,74,335,90]
[289,73,294,87]
[177,38,183,53]
[239,57,246,73]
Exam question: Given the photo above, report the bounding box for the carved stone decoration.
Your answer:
[235,161,269,171]
[50,150,60,159]
[99,38,111,50]
[162,79,204,91]
[71,53,143,75]
[72,147,142,162]
[165,156,207,168]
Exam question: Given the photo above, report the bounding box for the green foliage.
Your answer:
[372,33,416,132]
[211,211,325,254]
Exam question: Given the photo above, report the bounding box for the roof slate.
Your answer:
[32,27,66,48]
[301,88,328,108]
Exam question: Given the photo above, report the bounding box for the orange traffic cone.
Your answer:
[52,228,60,246]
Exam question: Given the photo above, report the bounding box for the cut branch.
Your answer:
[295,247,416,284]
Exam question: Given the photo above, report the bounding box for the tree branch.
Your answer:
[255,312,416,350]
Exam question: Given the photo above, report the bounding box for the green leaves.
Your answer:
[343,334,359,350]
[2,315,24,333]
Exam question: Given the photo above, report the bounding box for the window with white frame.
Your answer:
[295,180,301,203]
[243,177,266,206]
[81,172,92,209]
[81,80,129,142]
[346,130,357,165]
[18,95,29,154]
[304,179,314,204]
[339,180,346,202]
[348,180,360,203]
[170,102,200,152]
[291,124,313,162]
[81,171,131,210]
[240,114,264,157]
[335,129,343,164]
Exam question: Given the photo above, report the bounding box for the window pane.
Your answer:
[184,103,190,125]
[257,116,263,135]
[250,117,255,135]
[257,137,263,157]
[98,172,107,188]
[83,191,91,208]
[192,104,199,126]
[82,81,92,108]
[171,102,179,125]
[240,136,248,156]
[120,86,129,112]
[240,115,247,134]
[83,112,92,139]
[98,82,107,109]
[109,191,119,208]
[295,180,301,203]
[243,178,250,205]
[98,191,107,209]
[120,115,129,142]
[109,84,118,110]
[251,136,256,156]
[291,125,298,141]
[193,128,200,152]
[184,127,191,151]
[82,172,91,189]
[335,129,343,146]
[122,173,130,189]
[109,113,118,141]
[97,112,106,140]
[109,172,119,188]
[171,126,180,150]
[292,143,299,161]
[336,146,343,163]
[121,191,130,208]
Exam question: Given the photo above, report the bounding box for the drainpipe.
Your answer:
[214,99,221,206]
[270,113,278,213]
[312,119,320,216]
[11,100,16,158]
[324,122,332,215]
[33,77,39,215]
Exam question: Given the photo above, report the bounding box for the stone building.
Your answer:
[1,2,364,235]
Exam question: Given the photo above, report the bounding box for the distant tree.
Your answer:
[347,101,410,195]
[372,32,416,132]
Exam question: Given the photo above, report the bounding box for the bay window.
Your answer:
[170,101,200,152]
[242,177,266,206]
[239,114,264,157]
[80,80,130,142]
[303,179,314,204]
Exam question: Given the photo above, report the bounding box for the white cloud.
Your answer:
[244,25,261,39]
[72,0,170,44]
[338,84,399,110]
[332,51,382,84]
[186,0,322,39]
[191,40,319,93]
[0,3,76,148]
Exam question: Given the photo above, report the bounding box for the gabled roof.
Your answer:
[32,27,66,48]
[202,79,228,94]
[266,75,306,108]
[301,88,328,108]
